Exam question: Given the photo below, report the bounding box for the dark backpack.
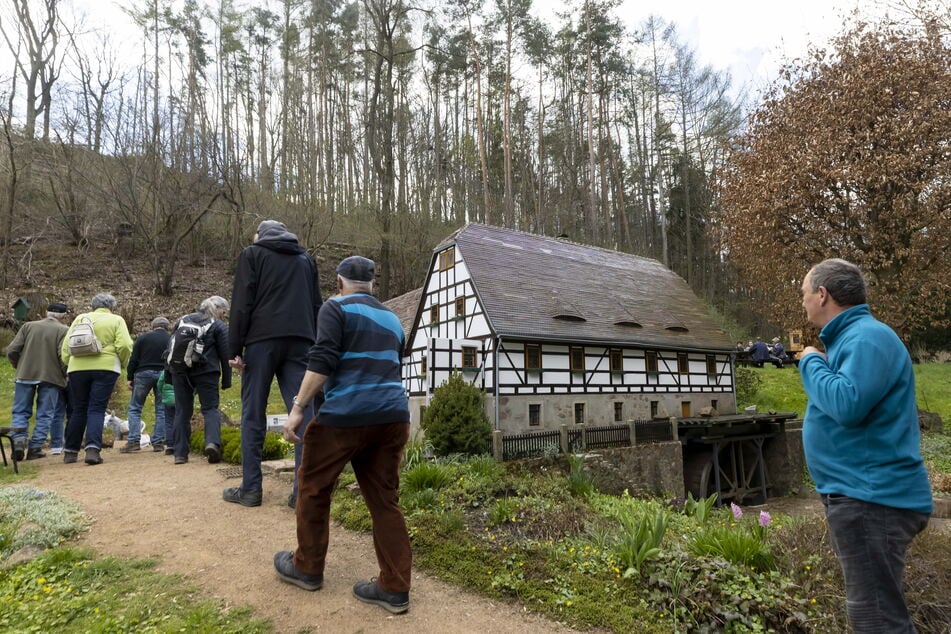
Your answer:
[166,316,213,370]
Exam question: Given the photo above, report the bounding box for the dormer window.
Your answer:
[665,324,689,333]
[553,313,586,322]
[614,320,642,328]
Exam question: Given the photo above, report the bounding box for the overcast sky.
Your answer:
[13,0,889,102]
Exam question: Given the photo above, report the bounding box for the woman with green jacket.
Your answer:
[60,293,133,465]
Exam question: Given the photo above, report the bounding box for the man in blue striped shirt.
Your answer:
[273,256,413,615]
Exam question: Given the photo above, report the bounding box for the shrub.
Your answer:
[189,427,290,464]
[688,524,776,571]
[734,366,763,406]
[422,371,492,456]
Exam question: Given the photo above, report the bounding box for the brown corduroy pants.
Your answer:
[293,420,412,593]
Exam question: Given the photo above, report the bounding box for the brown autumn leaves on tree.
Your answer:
[718,19,950,339]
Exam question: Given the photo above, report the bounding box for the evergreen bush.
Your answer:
[422,371,492,456]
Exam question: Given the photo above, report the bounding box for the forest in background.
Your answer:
[0,0,948,345]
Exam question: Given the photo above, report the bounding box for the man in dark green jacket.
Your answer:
[6,302,69,460]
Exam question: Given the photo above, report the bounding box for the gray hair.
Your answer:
[150,316,171,330]
[808,258,867,307]
[338,275,373,293]
[90,293,118,310]
[199,295,230,319]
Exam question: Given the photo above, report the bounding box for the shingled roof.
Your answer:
[434,224,734,352]
[384,287,423,340]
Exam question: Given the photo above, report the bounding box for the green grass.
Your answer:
[0,548,270,633]
[742,362,951,422]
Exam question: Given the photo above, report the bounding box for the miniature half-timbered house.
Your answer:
[388,224,737,433]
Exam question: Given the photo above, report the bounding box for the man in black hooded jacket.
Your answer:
[225,220,323,507]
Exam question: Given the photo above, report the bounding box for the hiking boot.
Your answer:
[119,442,141,453]
[25,447,46,460]
[273,551,323,591]
[84,448,103,465]
[204,443,221,464]
[63,451,78,464]
[152,442,165,453]
[174,455,188,465]
[164,446,175,455]
[352,578,409,614]
[222,487,262,507]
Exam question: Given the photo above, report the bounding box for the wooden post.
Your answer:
[492,430,503,461]
[627,420,637,446]
[560,424,569,454]
[669,417,679,441]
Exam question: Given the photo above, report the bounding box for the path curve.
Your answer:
[30,448,581,633]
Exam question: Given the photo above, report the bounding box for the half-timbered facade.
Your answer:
[387,224,737,433]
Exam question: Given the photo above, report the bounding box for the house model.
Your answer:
[387,224,737,433]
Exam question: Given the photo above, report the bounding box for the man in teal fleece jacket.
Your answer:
[799,258,931,634]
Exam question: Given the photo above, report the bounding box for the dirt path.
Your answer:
[29,448,580,634]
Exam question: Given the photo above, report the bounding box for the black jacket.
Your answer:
[170,313,232,389]
[127,329,171,380]
[228,226,322,358]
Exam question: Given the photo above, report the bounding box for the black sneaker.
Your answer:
[164,446,175,455]
[174,455,188,465]
[84,448,103,465]
[204,443,221,464]
[273,551,323,591]
[25,447,46,460]
[119,442,141,453]
[152,442,165,453]
[352,578,409,614]
[63,451,78,464]
[222,487,262,507]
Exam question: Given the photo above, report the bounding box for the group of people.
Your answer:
[5,219,413,614]
[736,337,791,368]
[5,238,933,626]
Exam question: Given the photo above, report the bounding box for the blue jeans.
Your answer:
[127,369,165,444]
[822,494,930,633]
[239,339,312,494]
[64,370,120,452]
[171,371,223,459]
[49,387,67,450]
[10,381,62,450]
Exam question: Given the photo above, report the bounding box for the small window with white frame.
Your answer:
[609,348,623,373]
[525,344,542,371]
[429,303,439,325]
[455,296,466,318]
[529,403,541,426]
[461,346,477,369]
[438,247,455,271]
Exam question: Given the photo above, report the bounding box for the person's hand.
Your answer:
[282,407,305,443]
[229,356,246,373]
[801,346,826,361]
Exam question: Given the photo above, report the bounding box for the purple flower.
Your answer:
[731,502,743,520]
[759,511,771,527]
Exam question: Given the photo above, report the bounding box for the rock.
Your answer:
[0,544,44,570]
[918,409,943,433]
